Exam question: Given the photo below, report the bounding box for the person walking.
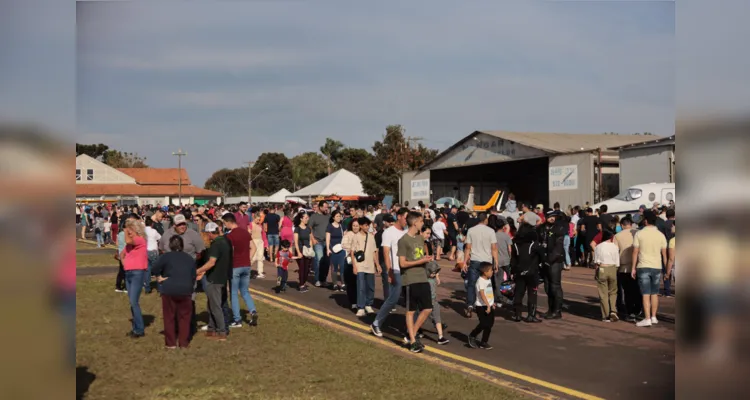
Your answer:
[538,210,568,320]
[196,222,232,340]
[293,212,313,293]
[468,263,497,349]
[594,230,620,322]
[370,208,408,338]
[122,218,148,338]
[144,218,162,294]
[509,224,545,323]
[309,201,330,287]
[614,217,641,321]
[461,213,498,318]
[250,209,266,278]
[326,210,346,291]
[353,217,378,317]
[152,236,196,349]
[222,213,259,328]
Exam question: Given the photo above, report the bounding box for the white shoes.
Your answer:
[356,309,366,317]
[257,273,266,279]
[651,316,658,324]
[636,318,652,327]
[365,306,375,314]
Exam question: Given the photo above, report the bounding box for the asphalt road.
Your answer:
[78,258,674,399]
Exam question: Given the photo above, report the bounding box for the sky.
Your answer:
[3,1,749,188]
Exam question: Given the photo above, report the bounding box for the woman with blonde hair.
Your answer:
[250,208,266,278]
[122,217,148,338]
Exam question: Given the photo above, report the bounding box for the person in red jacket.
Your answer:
[276,240,293,293]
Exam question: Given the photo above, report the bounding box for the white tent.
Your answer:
[266,189,292,203]
[289,169,367,198]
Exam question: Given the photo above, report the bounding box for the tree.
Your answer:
[76,143,110,160]
[335,147,373,177]
[360,125,438,199]
[252,152,293,194]
[320,138,344,175]
[102,150,149,168]
[290,152,327,191]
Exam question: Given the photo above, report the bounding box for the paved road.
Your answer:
[78,260,674,399]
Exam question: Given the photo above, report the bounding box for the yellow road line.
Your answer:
[252,293,556,400]
[250,288,604,400]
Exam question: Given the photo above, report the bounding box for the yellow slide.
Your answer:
[474,190,503,212]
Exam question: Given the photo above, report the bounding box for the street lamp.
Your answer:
[248,164,270,204]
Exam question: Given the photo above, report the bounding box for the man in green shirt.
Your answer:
[197,222,232,340]
[397,211,434,353]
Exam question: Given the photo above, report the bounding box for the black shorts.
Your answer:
[447,233,457,247]
[404,282,432,312]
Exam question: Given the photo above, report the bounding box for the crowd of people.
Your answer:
[76,195,675,350]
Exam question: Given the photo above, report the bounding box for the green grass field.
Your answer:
[76,275,523,400]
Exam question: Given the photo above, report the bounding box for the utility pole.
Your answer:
[172,148,187,206]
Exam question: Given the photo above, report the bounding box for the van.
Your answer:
[593,183,675,216]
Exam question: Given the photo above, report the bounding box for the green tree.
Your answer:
[102,150,148,168]
[335,147,373,177]
[290,152,327,191]
[252,152,293,194]
[204,168,245,196]
[360,125,438,199]
[320,138,344,175]
[76,143,110,159]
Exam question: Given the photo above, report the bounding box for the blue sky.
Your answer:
[7,1,747,188]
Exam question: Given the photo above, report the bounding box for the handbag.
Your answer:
[354,234,368,263]
[302,245,315,258]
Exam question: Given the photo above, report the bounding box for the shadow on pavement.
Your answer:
[76,366,96,400]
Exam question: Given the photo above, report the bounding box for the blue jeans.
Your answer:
[563,235,571,266]
[96,232,103,246]
[124,270,145,335]
[313,243,328,283]
[466,261,482,308]
[145,250,159,292]
[58,290,76,366]
[267,234,280,247]
[230,267,257,323]
[373,271,402,328]
[330,251,346,284]
[662,264,672,296]
[380,267,390,300]
[357,272,375,309]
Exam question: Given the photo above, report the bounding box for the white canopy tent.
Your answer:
[289,169,367,199]
[225,188,291,205]
[266,189,292,203]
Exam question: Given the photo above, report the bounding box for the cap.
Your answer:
[546,210,563,218]
[203,222,219,233]
[173,214,187,225]
[535,204,544,210]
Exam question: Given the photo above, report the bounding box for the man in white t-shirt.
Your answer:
[462,213,498,317]
[370,207,409,338]
[431,217,447,261]
[144,218,162,294]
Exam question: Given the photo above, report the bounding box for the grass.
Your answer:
[77,253,118,268]
[77,276,523,400]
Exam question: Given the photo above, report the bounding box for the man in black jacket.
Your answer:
[510,225,546,323]
[538,210,568,319]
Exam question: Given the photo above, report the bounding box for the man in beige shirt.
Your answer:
[614,217,641,321]
[632,211,668,327]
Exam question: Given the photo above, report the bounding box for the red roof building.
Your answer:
[75,154,221,205]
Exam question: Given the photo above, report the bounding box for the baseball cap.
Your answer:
[536,204,544,210]
[203,222,219,233]
[173,214,187,225]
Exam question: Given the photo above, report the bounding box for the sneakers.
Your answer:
[636,318,652,327]
[300,286,310,293]
[468,336,479,349]
[200,325,209,331]
[126,331,144,339]
[250,312,259,327]
[229,321,242,328]
[602,318,611,323]
[356,309,366,317]
[351,304,358,310]
[339,286,346,293]
[437,337,450,345]
[478,342,493,350]
[609,313,619,322]
[257,274,266,279]
[314,281,322,287]
[115,288,127,293]
[370,324,383,338]
[276,276,282,288]
[365,306,375,314]
[465,306,474,318]
[409,341,424,353]
[651,316,659,325]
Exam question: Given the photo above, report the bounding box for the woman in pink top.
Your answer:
[280,209,295,252]
[122,219,148,338]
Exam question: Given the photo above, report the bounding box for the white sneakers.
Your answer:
[356,309,366,317]
[636,319,652,327]
[651,316,658,324]
[365,306,375,314]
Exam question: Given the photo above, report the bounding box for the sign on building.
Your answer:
[411,179,430,199]
[549,165,578,191]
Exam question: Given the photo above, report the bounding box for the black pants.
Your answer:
[543,263,564,313]
[617,272,643,316]
[115,260,126,290]
[470,306,494,343]
[344,263,357,306]
[513,271,539,314]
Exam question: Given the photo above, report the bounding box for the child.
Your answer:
[103,219,112,245]
[276,240,292,293]
[468,262,495,349]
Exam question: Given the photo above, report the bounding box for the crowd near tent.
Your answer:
[289,169,367,201]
